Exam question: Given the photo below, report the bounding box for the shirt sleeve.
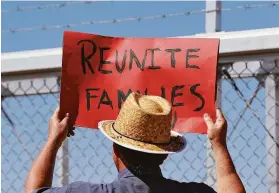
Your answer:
[32,181,109,193]
[32,186,68,193]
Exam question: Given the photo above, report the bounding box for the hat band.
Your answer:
[112,123,171,145]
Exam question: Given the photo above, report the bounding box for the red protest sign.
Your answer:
[60,31,219,134]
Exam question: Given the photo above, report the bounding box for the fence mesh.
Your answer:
[2,60,279,193]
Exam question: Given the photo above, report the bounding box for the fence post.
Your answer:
[265,62,279,193]
[57,77,69,186]
[204,0,221,188]
[205,0,221,33]
[57,140,69,186]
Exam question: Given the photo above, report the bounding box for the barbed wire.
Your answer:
[2,2,279,33]
[1,1,103,13]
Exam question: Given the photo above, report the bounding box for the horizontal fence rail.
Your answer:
[2,60,279,193]
[2,27,279,193]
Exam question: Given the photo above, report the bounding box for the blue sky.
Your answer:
[1,1,279,193]
[2,1,279,52]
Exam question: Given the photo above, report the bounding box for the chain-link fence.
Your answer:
[2,60,279,193]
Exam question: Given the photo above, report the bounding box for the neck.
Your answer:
[129,165,162,176]
[116,158,162,176]
[117,159,127,173]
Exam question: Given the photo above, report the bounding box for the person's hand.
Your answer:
[204,109,227,146]
[48,107,75,147]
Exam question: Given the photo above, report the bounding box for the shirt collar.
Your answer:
[118,169,135,179]
[118,167,163,179]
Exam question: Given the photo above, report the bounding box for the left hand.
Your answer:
[48,107,74,147]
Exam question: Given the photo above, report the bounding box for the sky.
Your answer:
[2,1,279,52]
[1,1,279,193]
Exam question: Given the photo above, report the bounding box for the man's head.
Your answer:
[112,143,168,172]
[98,93,186,172]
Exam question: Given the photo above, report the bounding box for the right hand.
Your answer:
[204,109,227,146]
[48,107,75,148]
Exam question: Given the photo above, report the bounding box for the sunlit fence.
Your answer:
[2,27,279,193]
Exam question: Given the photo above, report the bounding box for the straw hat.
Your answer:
[98,92,186,154]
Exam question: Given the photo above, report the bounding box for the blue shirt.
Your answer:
[33,169,216,193]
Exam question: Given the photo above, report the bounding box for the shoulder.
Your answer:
[180,182,216,193]
[32,181,113,193]
[161,179,216,193]
[149,178,216,193]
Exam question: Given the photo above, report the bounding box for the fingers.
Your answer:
[67,128,75,137]
[216,109,227,128]
[60,113,70,127]
[216,109,224,121]
[52,107,60,120]
[51,108,76,138]
[61,114,75,137]
[204,113,214,129]
[68,130,75,137]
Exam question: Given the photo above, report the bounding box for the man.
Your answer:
[25,93,246,193]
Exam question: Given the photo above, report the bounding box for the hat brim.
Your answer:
[98,120,187,154]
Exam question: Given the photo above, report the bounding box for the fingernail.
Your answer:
[66,113,69,117]
[204,114,209,119]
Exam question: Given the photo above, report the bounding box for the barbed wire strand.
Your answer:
[2,2,279,33]
[2,1,101,13]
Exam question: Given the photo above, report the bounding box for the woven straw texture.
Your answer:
[99,92,185,153]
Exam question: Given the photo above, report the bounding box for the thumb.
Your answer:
[204,113,214,129]
[52,107,60,120]
[60,113,70,127]
[216,109,225,122]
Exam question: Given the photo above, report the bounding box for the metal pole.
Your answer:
[205,0,221,33]
[204,73,221,188]
[57,77,69,186]
[57,140,69,186]
[204,0,221,189]
[265,61,279,193]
